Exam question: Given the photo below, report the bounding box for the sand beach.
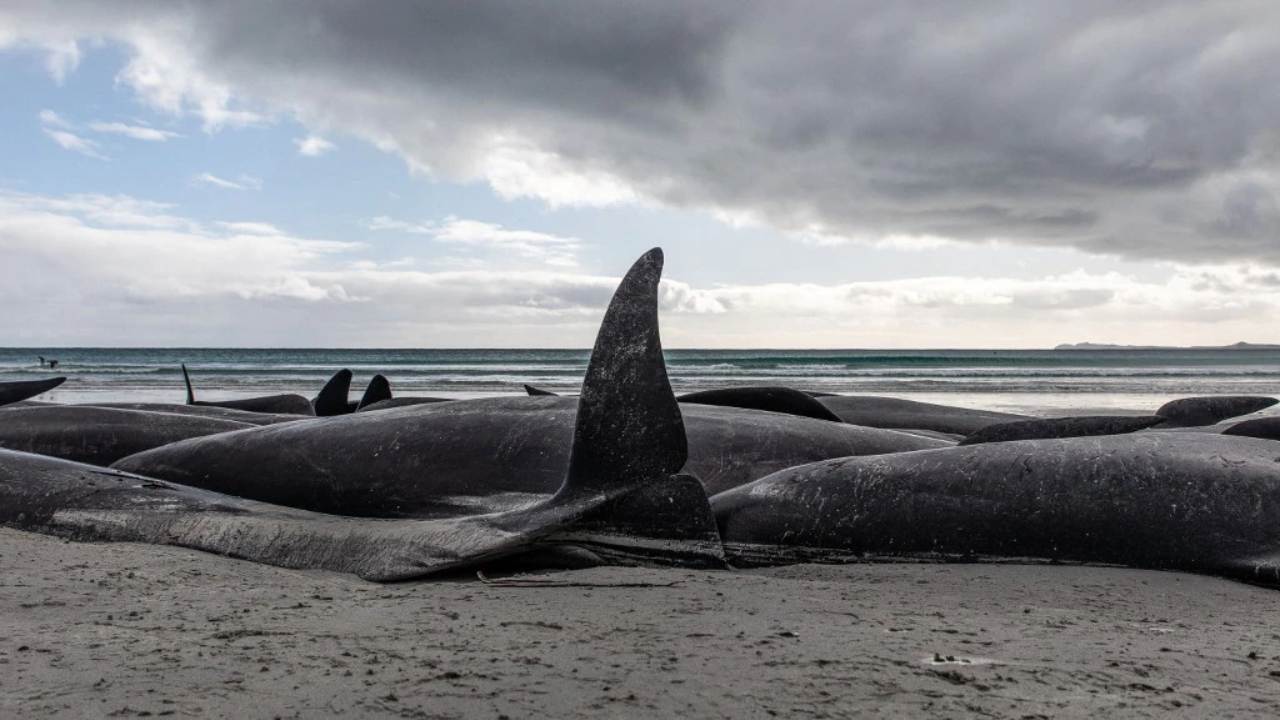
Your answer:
[4,528,1280,718]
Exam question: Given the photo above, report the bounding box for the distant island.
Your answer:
[1055,341,1280,351]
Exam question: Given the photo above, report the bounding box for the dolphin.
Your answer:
[0,248,725,579]
[0,377,66,408]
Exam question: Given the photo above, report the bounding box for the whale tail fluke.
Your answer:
[357,374,392,410]
[312,369,354,416]
[181,364,196,405]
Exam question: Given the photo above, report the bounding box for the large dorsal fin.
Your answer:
[181,364,196,405]
[357,374,392,410]
[559,248,685,498]
[312,369,353,416]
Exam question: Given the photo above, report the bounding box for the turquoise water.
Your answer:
[2,347,1279,414]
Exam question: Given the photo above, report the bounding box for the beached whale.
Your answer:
[1154,395,1278,428]
[815,395,1029,435]
[78,403,308,426]
[527,383,844,423]
[677,387,842,422]
[0,248,725,579]
[181,364,315,415]
[354,396,452,412]
[114,393,945,515]
[958,415,1165,445]
[711,433,1280,585]
[0,406,254,466]
[0,377,66,408]
[1223,416,1280,442]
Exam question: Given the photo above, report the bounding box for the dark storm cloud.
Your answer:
[5,0,1280,264]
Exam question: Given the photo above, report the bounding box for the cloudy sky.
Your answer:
[2,1,1277,348]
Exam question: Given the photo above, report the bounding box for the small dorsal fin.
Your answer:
[312,369,353,416]
[524,384,559,396]
[357,374,392,410]
[181,364,196,405]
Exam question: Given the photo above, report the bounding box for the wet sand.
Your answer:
[4,528,1280,718]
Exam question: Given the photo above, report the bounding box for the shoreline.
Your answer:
[12,386,1278,418]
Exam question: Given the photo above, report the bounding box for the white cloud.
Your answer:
[216,221,284,235]
[794,227,961,251]
[435,218,582,267]
[2,189,1278,347]
[370,216,583,267]
[11,192,194,230]
[367,216,432,234]
[43,39,80,84]
[294,135,335,157]
[475,133,645,208]
[114,31,264,131]
[0,190,358,305]
[193,173,262,191]
[42,128,108,160]
[39,111,180,156]
[88,121,181,142]
[38,109,109,159]
[38,109,71,128]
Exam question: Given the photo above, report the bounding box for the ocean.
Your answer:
[4,347,1280,415]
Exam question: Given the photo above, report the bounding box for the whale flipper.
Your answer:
[356,375,392,410]
[0,377,66,408]
[312,369,354,416]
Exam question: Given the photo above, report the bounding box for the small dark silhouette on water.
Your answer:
[37,356,58,369]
